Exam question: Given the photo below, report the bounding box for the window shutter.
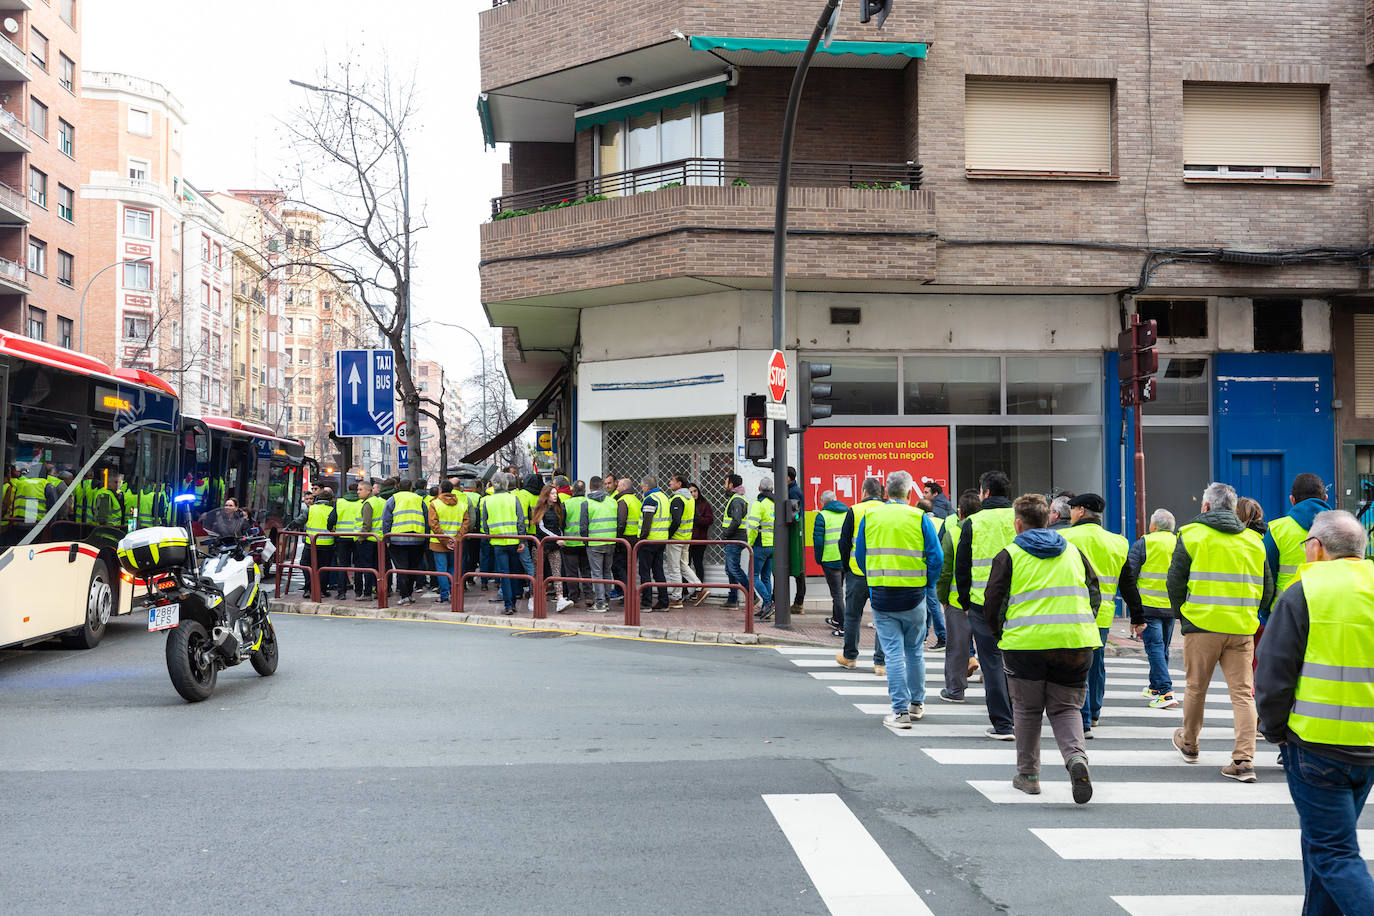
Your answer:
[1182,85,1321,167]
[1354,315,1374,418]
[964,81,1111,173]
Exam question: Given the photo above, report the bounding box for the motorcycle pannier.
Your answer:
[116,527,192,574]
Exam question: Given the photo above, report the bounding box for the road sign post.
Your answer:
[335,349,396,438]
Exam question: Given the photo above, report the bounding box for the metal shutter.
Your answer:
[1355,315,1374,418]
[1182,85,1321,167]
[964,81,1111,173]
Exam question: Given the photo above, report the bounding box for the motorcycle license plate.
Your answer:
[148,603,180,632]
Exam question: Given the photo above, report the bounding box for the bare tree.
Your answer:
[461,364,527,472]
[121,284,209,385]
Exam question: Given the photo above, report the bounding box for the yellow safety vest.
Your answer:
[669,491,695,541]
[619,492,643,537]
[818,507,847,563]
[968,507,1016,608]
[1268,515,1310,596]
[1287,558,1374,746]
[482,492,521,546]
[359,495,387,541]
[643,491,672,542]
[9,477,48,524]
[998,542,1100,650]
[564,495,588,540]
[946,518,965,610]
[334,498,362,539]
[1061,521,1130,628]
[516,488,538,535]
[1137,530,1178,611]
[306,502,335,547]
[390,491,426,536]
[861,502,927,589]
[746,497,775,548]
[1178,522,1265,634]
[89,488,123,527]
[847,498,885,576]
[586,496,619,546]
[433,499,466,539]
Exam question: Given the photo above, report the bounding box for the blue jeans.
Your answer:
[753,545,774,606]
[1142,617,1174,694]
[969,608,1014,734]
[842,574,884,666]
[434,551,452,601]
[926,594,946,641]
[723,543,747,605]
[493,545,521,609]
[872,607,927,712]
[1081,626,1110,727]
[517,542,535,599]
[480,539,495,586]
[1283,741,1374,916]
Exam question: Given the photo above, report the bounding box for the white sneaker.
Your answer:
[589,604,609,613]
[909,703,925,720]
[555,597,573,613]
[883,711,912,729]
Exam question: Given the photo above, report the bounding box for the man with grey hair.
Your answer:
[812,488,850,633]
[1257,509,1374,912]
[1167,482,1274,781]
[1049,494,1074,530]
[836,477,888,673]
[1120,508,1180,708]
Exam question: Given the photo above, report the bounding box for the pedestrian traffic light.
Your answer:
[744,394,768,460]
[799,361,833,428]
[1117,316,1159,407]
[860,0,893,29]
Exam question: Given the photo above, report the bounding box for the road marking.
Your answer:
[1112,896,1303,916]
[828,685,1224,702]
[923,748,1281,767]
[882,722,1249,739]
[851,703,1234,721]
[808,672,1195,689]
[969,780,1293,805]
[1032,828,1374,860]
[761,793,934,916]
[775,646,1153,667]
[789,656,1157,671]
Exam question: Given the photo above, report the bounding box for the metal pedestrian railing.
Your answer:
[455,533,540,615]
[629,538,756,632]
[536,535,632,622]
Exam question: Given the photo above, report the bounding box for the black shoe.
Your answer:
[824,616,842,629]
[1067,755,1093,804]
[831,628,844,638]
[758,603,775,621]
[931,638,947,650]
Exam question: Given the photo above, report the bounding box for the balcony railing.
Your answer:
[0,253,26,287]
[0,108,25,145]
[0,34,29,78]
[491,0,517,5]
[491,158,923,218]
[0,179,29,217]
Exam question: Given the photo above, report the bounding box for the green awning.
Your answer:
[688,35,927,59]
[574,80,729,131]
[477,95,495,150]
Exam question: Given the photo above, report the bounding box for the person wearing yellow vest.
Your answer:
[1256,509,1374,910]
[304,487,339,601]
[331,485,365,602]
[1167,482,1274,781]
[611,477,640,604]
[383,478,428,606]
[352,480,384,600]
[637,476,673,611]
[428,480,470,604]
[955,470,1018,740]
[1120,508,1181,708]
[561,480,593,606]
[512,474,542,602]
[480,473,529,615]
[813,490,850,633]
[1261,473,1331,661]
[746,478,778,620]
[1061,492,1130,739]
[7,468,57,527]
[836,476,887,674]
[936,489,983,701]
[855,471,944,730]
[582,477,619,612]
[983,493,1101,801]
[719,474,751,611]
[664,475,700,609]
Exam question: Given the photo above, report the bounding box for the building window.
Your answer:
[323,323,333,340]
[298,317,311,334]
[29,28,46,70]
[903,356,1000,414]
[213,243,222,267]
[58,316,71,349]
[1183,84,1323,180]
[58,53,74,92]
[171,127,181,153]
[298,289,312,306]
[1137,299,1208,339]
[300,229,312,247]
[123,313,150,340]
[127,157,150,181]
[199,281,209,307]
[26,306,45,341]
[200,234,210,262]
[28,96,46,138]
[57,249,72,287]
[57,184,73,221]
[211,332,221,358]
[124,207,152,238]
[964,80,1113,176]
[26,238,45,275]
[283,317,293,333]
[212,288,221,313]
[1254,298,1304,352]
[128,108,151,136]
[60,0,75,28]
[594,96,725,191]
[200,376,209,402]
[298,347,311,365]
[123,260,151,291]
[297,406,311,423]
[28,166,45,207]
[57,118,73,157]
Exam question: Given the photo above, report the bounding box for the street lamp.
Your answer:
[418,319,491,440]
[79,256,150,353]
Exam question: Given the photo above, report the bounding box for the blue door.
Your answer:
[1230,452,1285,522]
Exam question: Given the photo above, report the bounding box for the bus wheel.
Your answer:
[62,561,112,649]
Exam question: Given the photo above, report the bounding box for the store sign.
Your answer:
[800,425,950,575]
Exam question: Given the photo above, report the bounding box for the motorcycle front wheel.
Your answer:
[250,618,278,677]
[166,620,218,702]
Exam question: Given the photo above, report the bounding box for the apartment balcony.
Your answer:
[0,34,29,83]
[0,253,27,294]
[81,172,177,210]
[0,109,29,153]
[0,179,30,225]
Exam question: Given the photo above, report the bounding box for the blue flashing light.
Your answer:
[173,493,198,504]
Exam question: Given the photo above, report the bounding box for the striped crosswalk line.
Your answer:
[1032,828,1374,860]
[1111,896,1303,916]
[850,702,1239,723]
[923,748,1281,768]
[827,685,1223,703]
[969,780,1293,805]
[788,656,1155,670]
[882,722,1246,739]
[777,646,1152,667]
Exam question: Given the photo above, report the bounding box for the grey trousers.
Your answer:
[1007,676,1087,776]
[943,606,973,698]
[586,544,614,602]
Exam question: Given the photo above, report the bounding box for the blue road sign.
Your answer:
[335,349,396,437]
[397,446,409,470]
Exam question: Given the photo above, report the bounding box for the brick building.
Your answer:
[0,0,81,353]
[477,0,1374,536]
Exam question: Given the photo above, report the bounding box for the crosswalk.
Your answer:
[769,645,1368,915]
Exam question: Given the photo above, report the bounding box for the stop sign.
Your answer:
[767,350,788,402]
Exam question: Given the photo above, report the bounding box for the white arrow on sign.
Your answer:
[348,362,362,405]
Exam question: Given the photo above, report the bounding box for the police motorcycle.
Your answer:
[115,494,279,702]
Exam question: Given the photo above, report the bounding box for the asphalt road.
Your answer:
[0,613,1359,915]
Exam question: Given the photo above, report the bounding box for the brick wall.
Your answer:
[508,140,576,193]
[732,68,907,164]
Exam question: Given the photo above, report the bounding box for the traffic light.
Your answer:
[860,0,892,29]
[744,394,768,460]
[1117,316,1159,407]
[799,361,833,428]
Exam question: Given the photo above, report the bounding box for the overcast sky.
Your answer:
[84,0,507,395]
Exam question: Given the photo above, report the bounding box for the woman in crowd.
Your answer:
[532,484,573,613]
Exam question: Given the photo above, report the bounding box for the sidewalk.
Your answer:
[269,579,1148,656]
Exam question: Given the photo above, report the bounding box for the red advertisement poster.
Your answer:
[800,426,950,575]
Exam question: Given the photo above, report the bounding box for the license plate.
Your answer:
[259,540,276,562]
[148,603,180,632]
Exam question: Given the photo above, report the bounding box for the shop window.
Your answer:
[1006,357,1101,415]
[1137,299,1207,339]
[1145,357,1209,416]
[903,356,999,415]
[824,355,898,415]
[1253,298,1302,352]
[955,425,1103,499]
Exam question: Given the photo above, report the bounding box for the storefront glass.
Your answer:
[826,355,898,415]
[903,356,999,415]
[1006,356,1101,415]
[955,425,1104,499]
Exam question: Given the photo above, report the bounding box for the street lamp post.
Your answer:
[78,256,150,354]
[422,319,491,440]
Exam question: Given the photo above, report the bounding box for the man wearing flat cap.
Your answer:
[1060,492,1129,738]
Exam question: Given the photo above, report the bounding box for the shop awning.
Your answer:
[459,367,568,465]
[688,35,927,63]
[477,95,496,150]
[575,75,730,131]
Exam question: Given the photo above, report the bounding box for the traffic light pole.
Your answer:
[1134,403,1146,539]
[770,0,842,629]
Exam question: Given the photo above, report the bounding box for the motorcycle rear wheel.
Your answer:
[250,619,278,677]
[166,620,218,702]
